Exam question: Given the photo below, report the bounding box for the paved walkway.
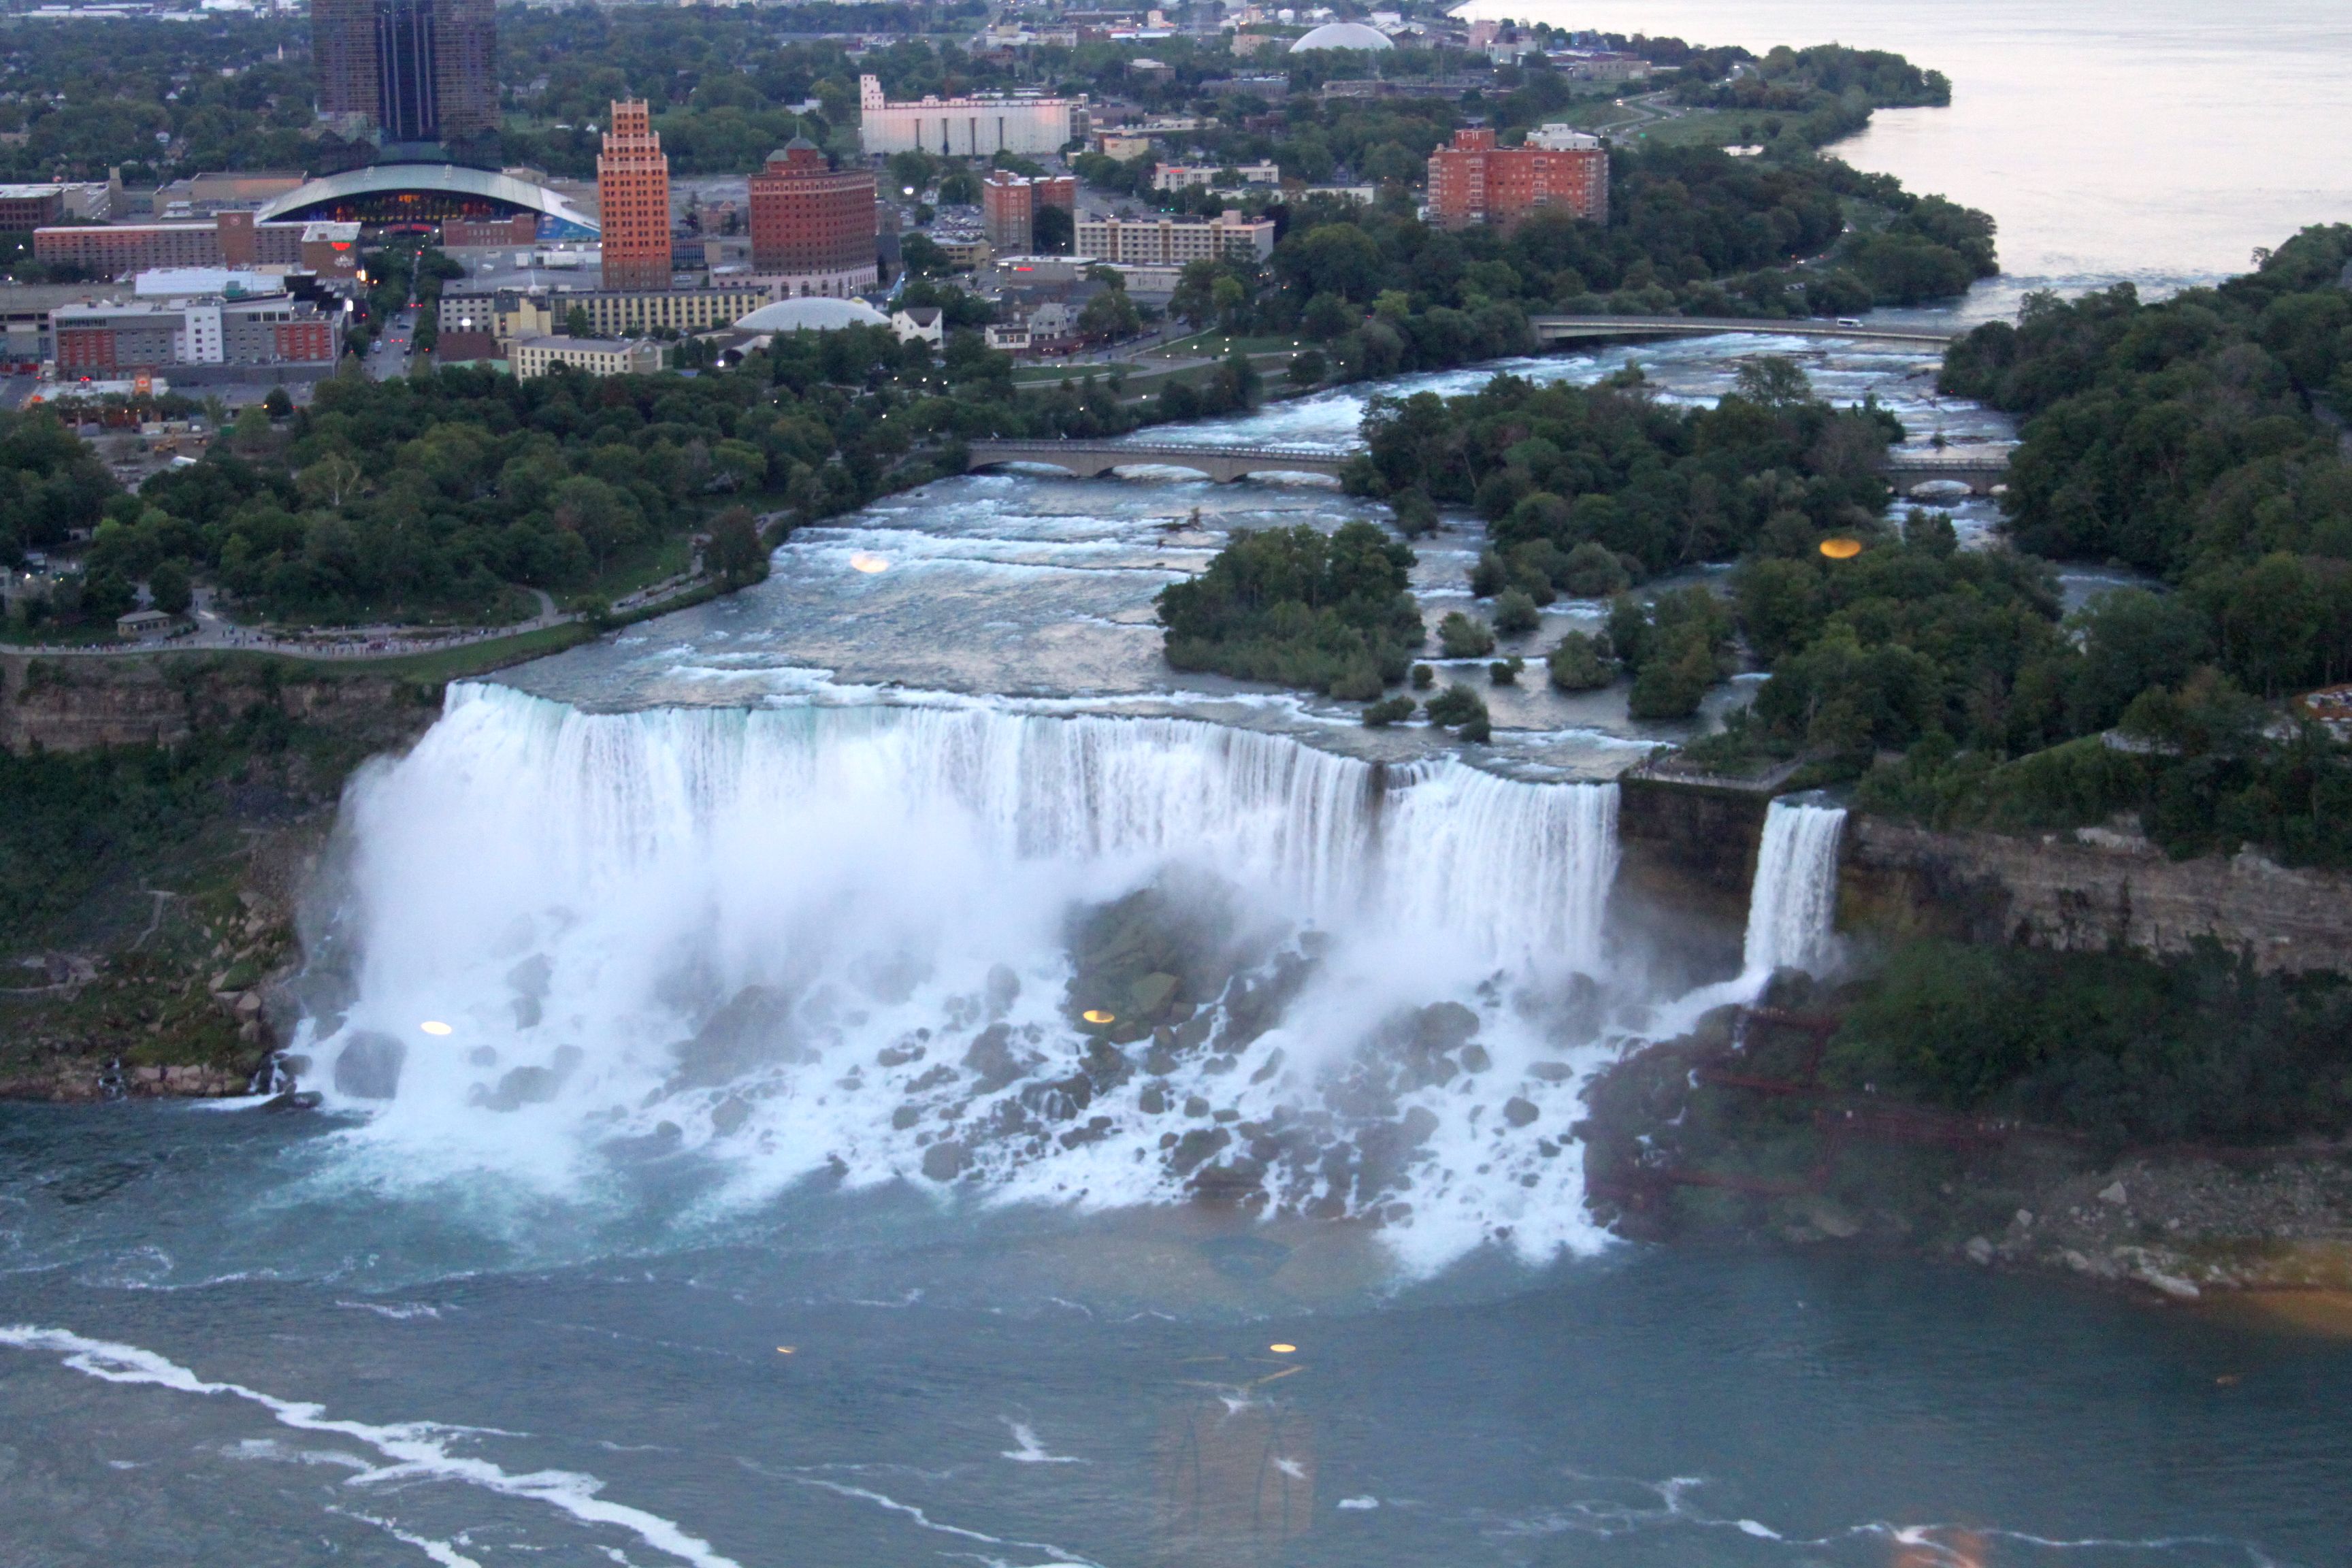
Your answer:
[4,571,719,662]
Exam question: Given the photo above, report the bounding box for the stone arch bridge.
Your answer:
[964,440,1354,483]
[965,439,2009,494]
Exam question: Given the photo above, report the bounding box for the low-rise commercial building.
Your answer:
[1152,162,1281,191]
[1074,210,1277,266]
[32,215,361,280]
[0,184,66,230]
[509,336,668,378]
[438,284,772,342]
[51,294,338,374]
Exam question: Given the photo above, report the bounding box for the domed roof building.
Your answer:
[1290,21,1394,52]
[732,296,892,333]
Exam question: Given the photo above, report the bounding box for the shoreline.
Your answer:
[1578,1013,2352,1305]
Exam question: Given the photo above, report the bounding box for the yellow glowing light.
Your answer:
[419,1020,453,1036]
[1081,1009,1116,1025]
[1268,1343,1297,1354]
[849,552,890,574]
[777,1346,796,1355]
[1818,537,1863,560]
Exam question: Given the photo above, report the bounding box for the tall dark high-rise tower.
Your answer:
[312,0,496,146]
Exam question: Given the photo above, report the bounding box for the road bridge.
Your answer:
[1528,314,1967,348]
[964,440,1352,483]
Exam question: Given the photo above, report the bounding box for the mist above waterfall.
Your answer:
[296,684,1642,1272]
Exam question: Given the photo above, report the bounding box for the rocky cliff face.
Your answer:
[0,652,441,1100]
[1840,817,2352,975]
[3,653,426,755]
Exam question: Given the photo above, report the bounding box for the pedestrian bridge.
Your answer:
[1528,314,1967,348]
[964,440,1353,483]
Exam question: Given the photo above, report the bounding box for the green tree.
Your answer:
[705,504,768,585]
[144,558,192,615]
[1031,203,1075,254]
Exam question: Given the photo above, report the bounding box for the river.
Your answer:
[10,9,2352,1547]
[1458,0,2352,300]
[5,338,2349,1564]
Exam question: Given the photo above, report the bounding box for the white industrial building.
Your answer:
[858,75,1089,157]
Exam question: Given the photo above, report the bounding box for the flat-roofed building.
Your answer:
[51,295,337,374]
[510,335,668,378]
[1151,162,1280,191]
[980,170,1076,254]
[0,185,66,231]
[858,74,1088,157]
[0,282,118,365]
[440,284,771,341]
[32,216,366,280]
[1427,126,1607,230]
[1074,209,1276,266]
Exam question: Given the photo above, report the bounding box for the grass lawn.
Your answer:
[581,530,696,602]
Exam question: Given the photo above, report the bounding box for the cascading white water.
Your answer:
[298,683,1624,1269]
[1742,800,1848,979]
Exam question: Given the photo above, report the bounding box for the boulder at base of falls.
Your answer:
[922,1141,970,1181]
[333,1031,407,1100]
[670,985,806,1088]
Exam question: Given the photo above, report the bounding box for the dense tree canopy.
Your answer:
[1157,520,1423,698]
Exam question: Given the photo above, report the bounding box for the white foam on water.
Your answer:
[0,1325,741,1568]
[329,1508,485,1568]
[295,683,1627,1271]
[998,1419,1085,1464]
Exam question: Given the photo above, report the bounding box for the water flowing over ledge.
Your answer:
[299,683,1633,1271]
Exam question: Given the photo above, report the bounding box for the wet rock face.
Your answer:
[670,985,808,1088]
[333,1031,407,1099]
[1060,879,1268,1045]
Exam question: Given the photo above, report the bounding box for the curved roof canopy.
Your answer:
[255,165,600,238]
[1290,21,1394,51]
[734,297,892,333]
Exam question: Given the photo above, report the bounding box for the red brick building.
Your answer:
[748,139,878,295]
[597,99,672,292]
[444,214,538,248]
[980,170,1077,255]
[34,217,363,280]
[1426,127,1608,231]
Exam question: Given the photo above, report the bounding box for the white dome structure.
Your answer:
[1290,21,1394,52]
[732,296,892,333]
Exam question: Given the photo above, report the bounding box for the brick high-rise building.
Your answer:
[980,170,1076,255]
[748,138,878,295]
[597,100,672,293]
[1426,127,1608,231]
[311,0,496,144]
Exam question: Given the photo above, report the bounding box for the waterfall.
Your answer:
[1742,800,1848,979]
[295,684,1626,1269]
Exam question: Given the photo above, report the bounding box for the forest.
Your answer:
[1181,225,2352,877]
[1847,223,2352,865]
[3,282,1136,628]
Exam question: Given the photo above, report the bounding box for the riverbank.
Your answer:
[1578,996,2352,1303]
